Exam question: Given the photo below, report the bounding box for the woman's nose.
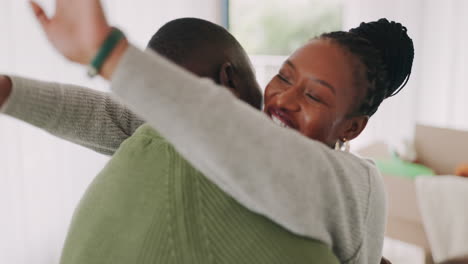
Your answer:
[276,86,301,112]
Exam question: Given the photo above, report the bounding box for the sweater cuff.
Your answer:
[0,75,60,128]
[109,44,142,98]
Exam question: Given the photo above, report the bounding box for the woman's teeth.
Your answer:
[272,115,289,128]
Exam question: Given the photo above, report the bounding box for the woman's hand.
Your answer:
[29,0,112,65]
[0,76,12,108]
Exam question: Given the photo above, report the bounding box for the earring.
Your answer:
[334,140,341,151]
[335,138,350,152]
[343,138,350,152]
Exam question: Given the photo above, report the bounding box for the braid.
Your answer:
[320,18,414,116]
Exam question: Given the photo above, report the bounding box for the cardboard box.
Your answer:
[357,124,468,264]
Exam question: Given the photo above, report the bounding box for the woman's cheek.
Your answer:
[302,109,332,139]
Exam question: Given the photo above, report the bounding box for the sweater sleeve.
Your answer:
[110,45,386,264]
[0,76,145,155]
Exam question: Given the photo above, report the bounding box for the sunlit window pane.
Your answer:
[229,0,343,56]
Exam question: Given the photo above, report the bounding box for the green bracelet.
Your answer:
[87,27,125,78]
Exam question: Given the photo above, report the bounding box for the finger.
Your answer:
[29,1,50,28]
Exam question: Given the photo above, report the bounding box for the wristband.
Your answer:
[87,27,125,78]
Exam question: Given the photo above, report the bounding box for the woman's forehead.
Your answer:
[290,40,356,83]
[287,39,366,112]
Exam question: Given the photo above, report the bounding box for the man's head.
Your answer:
[146,18,262,110]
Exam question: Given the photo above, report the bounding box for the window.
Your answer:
[228,0,343,87]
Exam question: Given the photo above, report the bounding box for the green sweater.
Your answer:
[60,124,338,264]
[1,47,387,263]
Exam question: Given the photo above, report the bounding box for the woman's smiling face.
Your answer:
[263,38,368,147]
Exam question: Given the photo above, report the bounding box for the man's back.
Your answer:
[59,124,339,264]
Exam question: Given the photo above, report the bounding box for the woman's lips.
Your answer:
[268,108,296,129]
[271,115,290,128]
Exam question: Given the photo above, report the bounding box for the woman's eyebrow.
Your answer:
[310,77,336,95]
[285,59,336,95]
[285,59,297,70]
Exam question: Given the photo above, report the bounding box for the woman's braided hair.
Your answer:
[320,18,414,116]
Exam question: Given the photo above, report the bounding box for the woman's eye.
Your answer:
[276,74,291,84]
[306,93,322,103]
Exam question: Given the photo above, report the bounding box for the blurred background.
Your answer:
[1,0,467,263]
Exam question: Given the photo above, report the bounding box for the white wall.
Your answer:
[343,0,468,151]
[417,0,468,131]
[343,0,424,149]
[0,1,219,263]
[343,1,468,263]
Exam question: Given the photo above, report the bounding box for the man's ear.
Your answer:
[340,115,369,142]
[219,62,241,98]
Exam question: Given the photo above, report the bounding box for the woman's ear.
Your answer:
[341,115,369,141]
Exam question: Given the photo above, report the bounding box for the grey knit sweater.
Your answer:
[0,76,142,155]
[0,45,387,264]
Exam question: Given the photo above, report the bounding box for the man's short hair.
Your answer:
[145,17,262,110]
[147,17,243,65]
